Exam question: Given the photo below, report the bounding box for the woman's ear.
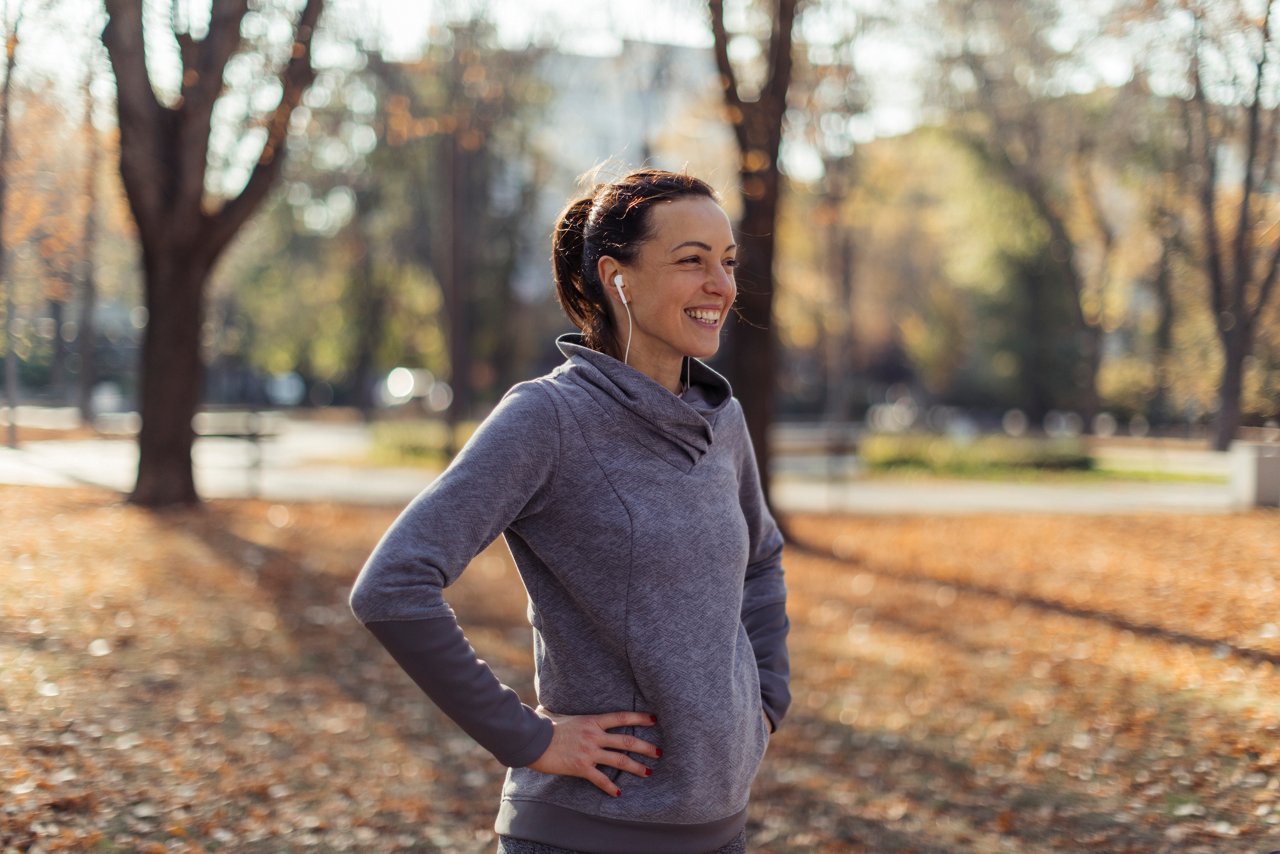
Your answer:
[598,257,626,303]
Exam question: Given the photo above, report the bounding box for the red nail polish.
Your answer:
[644,768,653,777]
[649,714,658,723]
[614,788,622,797]
[655,748,663,758]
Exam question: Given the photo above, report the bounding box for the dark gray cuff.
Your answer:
[364,617,553,767]
[742,602,791,729]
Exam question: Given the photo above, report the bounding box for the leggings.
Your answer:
[496,827,748,854]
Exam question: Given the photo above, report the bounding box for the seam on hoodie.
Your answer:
[541,380,641,716]
[526,381,564,516]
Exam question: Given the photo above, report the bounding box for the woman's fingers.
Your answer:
[527,709,662,792]
[594,746,655,779]
[600,731,661,760]
[583,767,622,797]
[589,710,658,731]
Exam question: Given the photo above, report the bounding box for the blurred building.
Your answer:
[505,39,739,372]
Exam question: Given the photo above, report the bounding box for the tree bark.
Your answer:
[1211,324,1250,451]
[729,184,781,492]
[130,253,208,505]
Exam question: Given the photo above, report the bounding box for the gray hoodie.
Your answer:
[350,335,790,854]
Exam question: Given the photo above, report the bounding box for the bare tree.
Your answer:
[708,0,801,503]
[102,0,324,505]
[1171,0,1280,449]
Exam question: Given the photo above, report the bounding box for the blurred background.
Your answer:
[1,0,1278,505]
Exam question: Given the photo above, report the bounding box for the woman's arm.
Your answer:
[350,383,561,765]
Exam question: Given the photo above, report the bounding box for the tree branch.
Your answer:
[763,0,799,115]
[102,0,168,236]
[1255,224,1280,322]
[1188,18,1227,322]
[1229,0,1272,317]
[173,0,249,219]
[207,0,323,256]
[707,0,748,152]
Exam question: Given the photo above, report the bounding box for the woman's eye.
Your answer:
[680,256,701,265]
[723,258,738,269]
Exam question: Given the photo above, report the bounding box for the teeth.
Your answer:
[685,309,721,323]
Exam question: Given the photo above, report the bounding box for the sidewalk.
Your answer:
[0,419,1240,514]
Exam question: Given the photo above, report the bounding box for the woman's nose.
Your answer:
[707,265,735,296]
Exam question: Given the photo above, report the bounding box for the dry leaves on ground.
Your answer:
[1,486,1277,852]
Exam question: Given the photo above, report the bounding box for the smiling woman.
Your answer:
[350,169,789,854]
[553,171,737,393]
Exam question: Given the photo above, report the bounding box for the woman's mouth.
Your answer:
[684,308,722,327]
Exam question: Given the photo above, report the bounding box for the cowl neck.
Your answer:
[555,333,733,468]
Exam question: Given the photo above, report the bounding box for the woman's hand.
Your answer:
[527,707,662,797]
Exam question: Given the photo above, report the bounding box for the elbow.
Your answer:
[349,576,378,625]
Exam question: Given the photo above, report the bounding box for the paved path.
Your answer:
[0,418,1242,514]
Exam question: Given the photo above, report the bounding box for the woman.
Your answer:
[350,169,790,854]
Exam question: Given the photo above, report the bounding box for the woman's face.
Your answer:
[611,196,737,364]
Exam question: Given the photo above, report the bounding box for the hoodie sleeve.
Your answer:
[730,402,792,732]
[349,382,560,767]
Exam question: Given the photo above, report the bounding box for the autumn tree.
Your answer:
[708,0,801,502]
[1129,0,1280,449]
[926,0,1118,424]
[101,0,323,506]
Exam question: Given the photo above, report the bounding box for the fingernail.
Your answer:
[649,714,658,723]
[614,788,622,797]
[655,748,663,758]
[644,768,653,777]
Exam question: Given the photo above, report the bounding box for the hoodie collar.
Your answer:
[555,333,733,468]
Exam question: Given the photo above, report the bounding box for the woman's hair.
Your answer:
[552,168,719,353]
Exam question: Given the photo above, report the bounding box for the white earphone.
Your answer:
[613,274,632,366]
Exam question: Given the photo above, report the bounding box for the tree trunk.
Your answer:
[1,20,17,448]
[78,61,100,424]
[130,253,208,506]
[77,274,97,422]
[348,223,384,418]
[48,298,66,395]
[443,129,470,458]
[727,180,779,498]
[1211,324,1250,451]
[1147,240,1175,426]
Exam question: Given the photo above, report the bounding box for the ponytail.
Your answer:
[552,193,612,351]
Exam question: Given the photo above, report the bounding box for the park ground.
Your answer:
[2,485,1278,852]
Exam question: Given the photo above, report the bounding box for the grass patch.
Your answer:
[860,433,1093,476]
[369,419,479,467]
[854,465,1228,485]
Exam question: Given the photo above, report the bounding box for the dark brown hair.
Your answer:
[551,169,719,354]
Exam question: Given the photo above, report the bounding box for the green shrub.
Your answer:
[859,433,1093,474]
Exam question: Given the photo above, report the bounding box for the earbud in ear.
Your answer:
[613,274,626,303]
